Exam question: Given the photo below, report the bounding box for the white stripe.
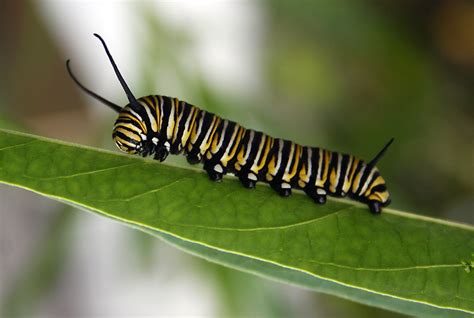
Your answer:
[167,100,175,139]
[199,117,215,152]
[353,164,366,194]
[159,97,164,133]
[273,139,284,173]
[284,143,295,174]
[331,153,342,191]
[192,112,204,143]
[222,124,239,159]
[342,156,353,193]
[172,103,184,143]
[242,130,255,164]
[305,147,312,183]
[359,167,377,196]
[282,143,295,181]
[129,108,143,124]
[250,135,267,171]
[215,120,229,152]
[141,101,157,132]
[315,148,323,185]
[181,107,195,145]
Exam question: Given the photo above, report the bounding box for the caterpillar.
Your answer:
[66,34,393,214]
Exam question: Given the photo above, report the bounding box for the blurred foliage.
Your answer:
[0,1,90,141]
[0,209,75,317]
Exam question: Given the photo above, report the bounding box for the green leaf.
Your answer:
[0,128,473,317]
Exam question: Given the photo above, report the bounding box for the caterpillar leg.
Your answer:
[238,171,258,189]
[271,181,292,197]
[306,187,327,204]
[368,201,382,214]
[186,154,201,165]
[204,161,224,182]
[154,146,169,162]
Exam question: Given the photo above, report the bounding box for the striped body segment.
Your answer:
[67,34,393,214]
[113,95,391,213]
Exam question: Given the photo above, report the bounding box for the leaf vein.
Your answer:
[160,207,352,232]
[0,140,36,152]
[25,162,143,180]
[305,259,462,272]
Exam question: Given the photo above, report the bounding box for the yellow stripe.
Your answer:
[364,175,385,197]
[284,144,301,182]
[114,136,136,148]
[210,130,221,154]
[329,168,337,193]
[114,122,141,134]
[249,135,266,174]
[190,110,203,143]
[267,155,277,175]
[299,148,311,183]
[201,116,221,153]
[255,136,273,171]
[116,127,141,141]
[226,127,245,163]
[172,99,182,142]
[299,163,307,183]
[347,158,360,192]
[352,164,366,193]
[153,95,162,131]
[237,142,246,162]
[118,112,146,133]
[342,156,354,193]
[181,107,198,147]
[368,191,389,203]
[282,142,295,182]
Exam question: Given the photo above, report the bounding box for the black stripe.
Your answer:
[271,139,292,180]
[324,151,337,192]
[358,164,376,196]
[158,96,173,140]
[349,161,367,197]
[362,169,381,198]
[239,130,263,172]
[296,146,309,189]
[289,144,304,186]
[186,110,216,158]
[308,147,321,188]
[114,125,141,136]
[170,101,193,154]
[228,127,251,172]
[335,153,351,195]
[369,183,386,194]
[131,97,151,130]
[113,131,138,145]
[205,120,236,163]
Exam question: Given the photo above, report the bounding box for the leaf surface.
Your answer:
[0,129,473,317]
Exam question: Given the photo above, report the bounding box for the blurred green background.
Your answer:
[0,0,473,317]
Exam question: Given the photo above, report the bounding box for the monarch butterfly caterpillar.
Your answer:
[67,33,393,214]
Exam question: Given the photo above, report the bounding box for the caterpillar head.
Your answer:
[66,34,161,159]
[112,104,157,157]
[112,109,148,155]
